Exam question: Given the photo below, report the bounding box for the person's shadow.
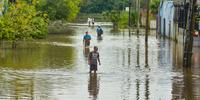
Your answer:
[88,73,99,100]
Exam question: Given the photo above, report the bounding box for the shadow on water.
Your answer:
[88,73,100,100]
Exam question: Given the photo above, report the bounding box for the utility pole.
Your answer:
[145,0,150,43]
[137,0,140,35]
[145,0,150,68]
[183,0,197,67]
[129,0,131,27]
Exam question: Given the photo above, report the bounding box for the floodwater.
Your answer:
[0,25,200,100]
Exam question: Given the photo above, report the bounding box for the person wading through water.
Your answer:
[88,46,101,73]
[83,31,91,47]
[96,25,103,37]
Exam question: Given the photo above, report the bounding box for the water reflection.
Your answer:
[183,67,194,100]
[97,36,103,42]
[0,25,200,100]
[83,47,90,58]
[145,42,148,68]
[0,38,75,69]
[128,48,131,66]
[136,79,140,100]
[128,29,131,37]
[172,41,200,100]
[0,40,5,58]
[88,73,99,100]
[145,75,150,100]
[136,37,140,67]
[0,73,35,100]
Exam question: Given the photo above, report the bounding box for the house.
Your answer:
[157,1,175,40]
[157,0,200,46]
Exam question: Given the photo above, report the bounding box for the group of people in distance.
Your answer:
[88,18,95,27]
[83,25,103,73]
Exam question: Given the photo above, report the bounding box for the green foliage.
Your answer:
[36,0,80,21]
[80,0,128,13]
[103,10,138,29]
[103,10,120,29]
[196,6,200,21]
[130,11,138,26]
[119,11,128,29]
[0,1,48,40]
[150,0,160,14]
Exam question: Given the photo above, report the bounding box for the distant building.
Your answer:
[157,1,175,39]
[157,0,200,46]
[125,7,129,12]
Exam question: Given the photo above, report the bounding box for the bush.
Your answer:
[103,10,138,29]
[0,1,48,40]
[36,0,80,21]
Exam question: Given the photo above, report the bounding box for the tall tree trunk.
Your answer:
[183,0,196,67]
[128,0,131,27]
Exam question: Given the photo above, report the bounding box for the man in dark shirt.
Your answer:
[88,46,101,73]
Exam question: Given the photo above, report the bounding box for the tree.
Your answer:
[80,0,128,13]
[0,1,48,47]
[150,0,160,15]
[36,0,80,21]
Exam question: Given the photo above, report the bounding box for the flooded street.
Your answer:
[0,25,200,100]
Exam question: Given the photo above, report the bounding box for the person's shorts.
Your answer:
[90,64,97,71]
[85,42,90,47]
[97,33,102,37]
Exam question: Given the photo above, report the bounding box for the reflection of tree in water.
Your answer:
[0,75,35,100]
[136,79,140,100]
[0,34,76,69]
[183,68,194,100]
[172,67,195,100]
[145,75,150,100]
[88,73,99,100]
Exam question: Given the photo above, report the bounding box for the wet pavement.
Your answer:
[0,25,200,100]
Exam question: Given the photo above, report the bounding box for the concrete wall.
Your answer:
[159,1,175,39]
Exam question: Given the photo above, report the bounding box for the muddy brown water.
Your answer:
[0,25,200,100]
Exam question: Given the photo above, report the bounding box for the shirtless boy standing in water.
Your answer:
[88,46,101,73]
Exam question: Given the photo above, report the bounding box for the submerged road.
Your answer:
[0,24,200,100]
